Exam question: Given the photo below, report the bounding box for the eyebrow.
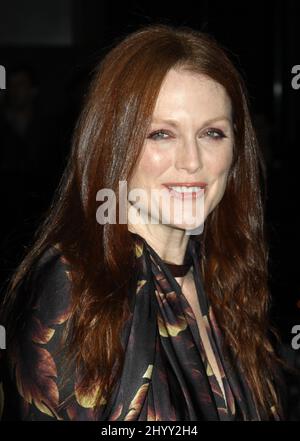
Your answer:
[150,116,232,127]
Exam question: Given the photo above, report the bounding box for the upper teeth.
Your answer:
[168,186,203,193]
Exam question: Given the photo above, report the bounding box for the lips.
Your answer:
[162,182,207,188]
[162,182,207,199]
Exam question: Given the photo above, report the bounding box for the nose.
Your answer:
[175,136,203,174]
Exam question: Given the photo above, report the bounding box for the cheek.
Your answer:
[203,149,233,216]
[209,147,233,180]
[132,147,172,186]
[205,147,233,209]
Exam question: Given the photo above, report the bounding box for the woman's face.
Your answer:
[127,67,234,234]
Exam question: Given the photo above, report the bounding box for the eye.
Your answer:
[203,128,227,140]
[147,130,171,141]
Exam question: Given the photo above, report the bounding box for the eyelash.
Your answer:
[147,128,227,141]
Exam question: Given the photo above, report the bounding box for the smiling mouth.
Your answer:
[162,184,206,199]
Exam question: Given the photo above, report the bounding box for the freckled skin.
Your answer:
[127,68,234,262]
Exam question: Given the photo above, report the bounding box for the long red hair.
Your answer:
[1,23,285,418]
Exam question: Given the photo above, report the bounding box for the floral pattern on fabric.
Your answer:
[0,234,282,420]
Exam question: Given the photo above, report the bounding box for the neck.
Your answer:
[175,266,194,289]
[128,224,190,265]
[162,251,193,278]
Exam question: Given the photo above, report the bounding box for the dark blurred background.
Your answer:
[0,0,299,419]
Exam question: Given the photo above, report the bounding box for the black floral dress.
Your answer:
[0,234,283,420]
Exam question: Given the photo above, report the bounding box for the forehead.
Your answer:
[152,68,232,121]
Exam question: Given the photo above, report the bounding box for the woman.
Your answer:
[0,23,286,421]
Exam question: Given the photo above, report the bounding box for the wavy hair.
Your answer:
[1,23,285,418]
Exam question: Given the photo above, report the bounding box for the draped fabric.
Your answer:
[0,233,282,420]
[101,232,280,421]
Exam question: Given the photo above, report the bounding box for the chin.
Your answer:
[169,222,205,235]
